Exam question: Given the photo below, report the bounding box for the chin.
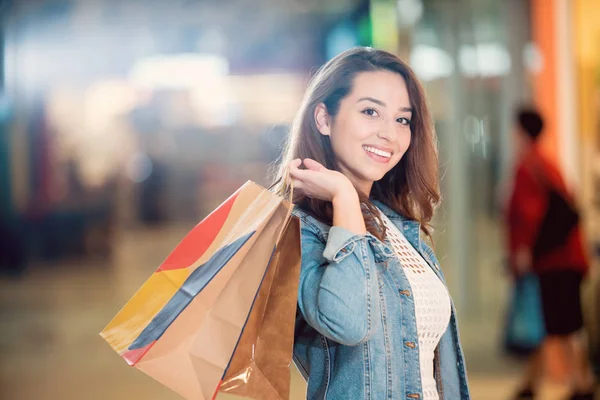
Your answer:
[369,172,387,182]
[357,171,388,186]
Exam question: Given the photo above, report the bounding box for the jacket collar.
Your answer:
[371,199,444,278]
[371,200,421,245]
[371,200,419,227]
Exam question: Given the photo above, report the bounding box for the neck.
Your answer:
[338,167,373,197]
[354,182,372,198]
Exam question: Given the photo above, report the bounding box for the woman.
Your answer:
[272,47,470,399]
[507,108,595,400]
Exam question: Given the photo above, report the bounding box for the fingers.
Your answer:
[288,158,302,169]
[288,158,304,180]
[287,157,326,173]
[289,177,308,198]
[287,159,308,194]
[288,158,302,177]
[290,167,318,182]
[292,178,304,191]
[302,158,325,172]
[289,158,317,181]
[287,158,323,194]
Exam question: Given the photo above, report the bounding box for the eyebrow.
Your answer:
[357,97,412,113]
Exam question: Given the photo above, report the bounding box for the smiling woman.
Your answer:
[273,47,439,240]
[313,70,413,196]
[271,47,470,400]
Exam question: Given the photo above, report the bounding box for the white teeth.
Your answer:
[363,146,392,158]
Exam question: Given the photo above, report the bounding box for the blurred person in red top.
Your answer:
[507,108,595,400]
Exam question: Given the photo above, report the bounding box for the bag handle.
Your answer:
[268,170,294,205]
[287,174,294,205]
[271,171,295,247]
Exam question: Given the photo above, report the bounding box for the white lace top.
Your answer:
[378,212,451,400]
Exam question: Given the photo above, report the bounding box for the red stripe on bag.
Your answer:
[211,380,224,400]
[157,190,240,271]
[121,341,156,366]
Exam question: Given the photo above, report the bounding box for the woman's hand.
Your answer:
[288,158,356,202]
[289,158,366,235]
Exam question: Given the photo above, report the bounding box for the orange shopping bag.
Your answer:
[100,181,300,400]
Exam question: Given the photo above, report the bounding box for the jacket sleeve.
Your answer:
[296,218,385,346]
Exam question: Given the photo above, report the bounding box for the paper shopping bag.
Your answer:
[100,180,299,400]
[217,215,301,399]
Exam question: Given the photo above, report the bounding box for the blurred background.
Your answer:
[0,0,599,399]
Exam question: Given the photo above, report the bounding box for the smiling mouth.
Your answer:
[363,145,392,159]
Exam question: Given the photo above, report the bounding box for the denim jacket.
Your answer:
[292,201,471,399]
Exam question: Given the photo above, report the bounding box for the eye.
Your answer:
[397,117,411,126]
[362,108,379,117]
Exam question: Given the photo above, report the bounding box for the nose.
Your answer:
[376,119,396,142]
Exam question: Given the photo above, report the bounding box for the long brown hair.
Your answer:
[272,47,440,240]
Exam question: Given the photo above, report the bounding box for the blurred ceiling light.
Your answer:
[459,43,511,78]
[409,45,454,82]
[523,42,543,74]
[129,53,229,89]
[396,0,424,27]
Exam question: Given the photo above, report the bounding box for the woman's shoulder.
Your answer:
[292,206,331,240]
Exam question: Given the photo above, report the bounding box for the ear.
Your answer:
[314,103,331,136]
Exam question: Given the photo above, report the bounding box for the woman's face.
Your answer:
[316,70,413,195]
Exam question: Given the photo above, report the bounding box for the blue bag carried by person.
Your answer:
[504,273,546,356]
